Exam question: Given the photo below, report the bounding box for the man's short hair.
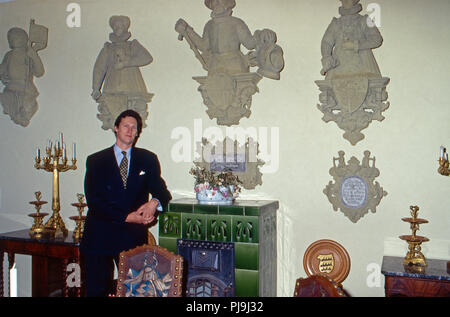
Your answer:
[114,109,143,141]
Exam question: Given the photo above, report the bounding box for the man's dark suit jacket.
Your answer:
[80,146,171,256]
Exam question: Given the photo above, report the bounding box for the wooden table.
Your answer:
[381,256,450,297]
[0,229,83,297]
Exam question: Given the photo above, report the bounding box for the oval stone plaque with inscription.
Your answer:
[340,176,368,209]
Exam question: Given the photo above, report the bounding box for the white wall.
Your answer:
[0,0,449,297]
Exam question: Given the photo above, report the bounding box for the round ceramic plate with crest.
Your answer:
[303,239,351,284]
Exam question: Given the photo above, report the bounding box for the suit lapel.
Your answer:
[107,146,126,189]
[126,147,139,193]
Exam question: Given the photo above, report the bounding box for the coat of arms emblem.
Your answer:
[315,1,390,145]
[317,254,335,274]
[324,151,387,223]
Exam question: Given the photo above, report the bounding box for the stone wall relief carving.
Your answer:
[194,136,264,190]
[0,20,47,127]
[315,0,390,145]
[92,15,154,131]
[175,0,284,126]
[323,150,387,223]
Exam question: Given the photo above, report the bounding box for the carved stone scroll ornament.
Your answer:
[91,16,154,131]
[315,0,390,145]
[323,151,387,223]
[175,0,284,126]
[194,136,264,190]
[0,20,47,127]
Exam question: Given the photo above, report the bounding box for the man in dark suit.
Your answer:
[80,109,171,297]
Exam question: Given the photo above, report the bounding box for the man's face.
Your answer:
[114,116,138,149]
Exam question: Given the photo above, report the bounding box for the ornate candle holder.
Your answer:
[34,133,77,237]
[438,146,449,176]
[69,193,87,240]
[28,191,49,238]
[399,205,429,271]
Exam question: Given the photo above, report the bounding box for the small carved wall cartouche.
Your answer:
[315,0,390,145]
[194,136,264,190]
[0,20,47,127]
[323,151,387,223]
[175,0,284,126]
[92,15,154,130]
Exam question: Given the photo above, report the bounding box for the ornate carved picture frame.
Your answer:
[323,151,387,223]
[194,137,264,190]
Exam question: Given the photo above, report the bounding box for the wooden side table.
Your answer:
[381,256,450,297]
[0,229,83,297]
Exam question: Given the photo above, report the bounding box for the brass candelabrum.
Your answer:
[28,191,49,238]
[34,133,77,237]
[438,146,449,176]
[69,193,87,241]
[399,205,429,272]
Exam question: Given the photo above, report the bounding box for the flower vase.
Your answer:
[195,184,236,205]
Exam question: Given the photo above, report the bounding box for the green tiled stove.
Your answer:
[158,198,278,297]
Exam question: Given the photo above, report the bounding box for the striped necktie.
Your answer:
[119,151,128,189]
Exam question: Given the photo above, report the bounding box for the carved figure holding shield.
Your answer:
[316,0,390,145]
[92,16,154,130]
[0,20,47,127]
[175,0,284,126]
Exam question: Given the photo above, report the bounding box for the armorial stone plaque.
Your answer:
[0,20,47,127]
[91,15,154,131]
[315,0,390,145]
[324,150,387,223]
[175,0,285,126]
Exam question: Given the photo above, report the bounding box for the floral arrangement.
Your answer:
[189,166,243,198]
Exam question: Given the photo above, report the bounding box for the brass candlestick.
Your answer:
[438,146,449,176]
[69,193,87,241]
[399,205,429,271]
[34,133,77,237]
[28,191,49,238]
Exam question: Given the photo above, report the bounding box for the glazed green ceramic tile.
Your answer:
[182,213,206,240]
[159,212,182,238]
[244,206,260,216]
[218,205,244,216]
[234,242,259,270]
[232,215,259,243]
[207,215,232,242]
[168,203,193,213]
[193,204,219,214]
[235,269,259,297]
[158,237,178,254]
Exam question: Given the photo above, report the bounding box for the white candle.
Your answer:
[73,143,76,159]
[36,147,40,159]
[60,132,63,146]
[10,263,17,297]
[440,146,444,159]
